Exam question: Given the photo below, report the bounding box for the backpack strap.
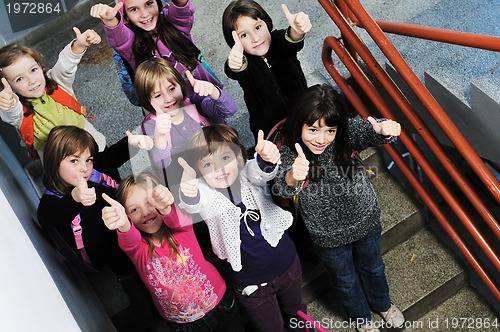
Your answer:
[42,170,118,270]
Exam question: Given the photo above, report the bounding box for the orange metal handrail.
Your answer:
[340,0,500,202]
[318,0,499,302]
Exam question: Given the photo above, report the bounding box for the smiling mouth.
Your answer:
[254,41,264,48]
[30,84,41,92]
[143,216,156,225]
[141,18,153,25]
[215,173,229,180]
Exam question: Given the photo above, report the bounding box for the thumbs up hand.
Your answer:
[186,71,220,100]
[228,30,245,71]
[287,143,309,185]
[255,130,280,164]
[0,78,17,111]
[152,107,171,150]
[178,157,199,198]
[90,2,123,27]
[126,130,154,150]
[367,116,401,138]
[72,174,96,206]
[102,193,130,232]
[146,176,174,215]
[281,3,312,39]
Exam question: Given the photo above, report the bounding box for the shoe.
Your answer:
[378,303,405,328]
[356,321,380,332]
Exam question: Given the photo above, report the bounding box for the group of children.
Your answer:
[0,1,406,331]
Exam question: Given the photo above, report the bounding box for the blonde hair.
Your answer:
[116,171,180,259]
[134,57,187,114]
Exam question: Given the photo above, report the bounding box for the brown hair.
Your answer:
[116,171,180,259]
[134,57,187,114]
[0,43,57,116]
[222,0,273,48]
[186,124,248,177]
[42,126,98,195]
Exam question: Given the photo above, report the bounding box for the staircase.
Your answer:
[300,149,498,331]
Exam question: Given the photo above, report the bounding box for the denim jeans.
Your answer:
[315,224,391,324]
[166,286,244,332]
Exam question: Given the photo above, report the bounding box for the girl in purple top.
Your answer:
[133,57,236,184]
[101,172,243,331]
[90,0,221,96]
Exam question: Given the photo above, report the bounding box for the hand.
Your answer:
[282,4,312,38]
[178,157,199,198]
[126,130,153,150]
[146,177,174,215]
[73,27,101,50]
[89,2,123,27]
[367,116,401,137]
[153,107,172,150]
[255,130,280,164]
[0,78,17,111]
[290,143,309,182]
[227,30,245,71]
[186,71,220,99]
[102,193,130,232]
[71,174,96,206]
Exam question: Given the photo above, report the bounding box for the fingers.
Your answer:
[185,70,196,87]
[0,78,16,110]
[367,116,378,128]
[178,157,196,178]
[76,173,88,189]
[178,157,198,198]
[228,31,244,71]
[102,192,116,206]
[232,30,243,51]
[73,26,82,38]
[146,176,154,204]
[90,2,122,23]
[255,129,280,164]
[281,3,293,20]
[295,143,306,160]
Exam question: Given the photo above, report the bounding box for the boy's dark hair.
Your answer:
[222,0,273,48]
[283,84,354,178]
[125,0,200,70]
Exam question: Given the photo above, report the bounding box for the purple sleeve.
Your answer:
[103,15,138,69]
[164,0,195,37]
[256,154,277,173]
[189,89,237,123]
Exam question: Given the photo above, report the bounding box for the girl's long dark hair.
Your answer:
[127,0,200,70]
[283,84,355,179]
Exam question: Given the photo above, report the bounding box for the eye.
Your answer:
[15,77,23,83]
[256,24,262,30]
[327,129,337,134]
[309,128,317,133]
[146,1,154,6]
[31,67,39,73]
[152,93,161,99]
[168,86,176,92]
[128,207,138,214]
[240,33,247,39]
[69,159,78,164]
[222,155,231,161]
[86,158,94,163]
[201,161,212,169]
[128,7,136,12]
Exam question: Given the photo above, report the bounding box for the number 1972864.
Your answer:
[6,2,61,14]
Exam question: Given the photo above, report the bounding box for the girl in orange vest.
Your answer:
[0,27,106,161]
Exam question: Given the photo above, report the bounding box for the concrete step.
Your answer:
[407,286,498,332]
[304,228,467,331]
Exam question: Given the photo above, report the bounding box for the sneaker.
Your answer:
[356,321,380,332]
[378,303,405,328]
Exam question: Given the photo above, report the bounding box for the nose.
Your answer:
[78,162,88,173]
[315,133,326,144]
[250,32,259,43]
[140,9,148,17]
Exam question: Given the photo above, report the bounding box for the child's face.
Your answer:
[198,144,240,189]
[124,185,163,235]
[2,55,46,98]
[301,119,338,155]
[150,78,184,118]
[124,0,159,32]
[234,16,271,57]
[59,148,93,187]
